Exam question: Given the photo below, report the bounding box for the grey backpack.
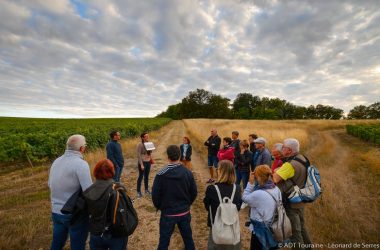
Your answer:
[264,190,292,243]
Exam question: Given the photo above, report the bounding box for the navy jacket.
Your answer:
[204,135,221,156]
[106,140,124,169]
[180,144,192,161]
[152,163,197,215]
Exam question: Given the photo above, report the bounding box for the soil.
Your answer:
[124,120,251,249]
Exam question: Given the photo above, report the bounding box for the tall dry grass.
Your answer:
[184,119,380,244]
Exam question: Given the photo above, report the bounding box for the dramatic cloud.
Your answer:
[0,0,379,117]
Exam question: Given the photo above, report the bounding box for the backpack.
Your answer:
[209,184,240,245]
[108,183,139,237]
[88,183,138,238]
[264,190,292,243]
[287,156,322,203]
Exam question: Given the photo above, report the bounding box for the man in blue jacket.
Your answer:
[252,137,272,170]
[106,130,124,182]
[152,145,198,250]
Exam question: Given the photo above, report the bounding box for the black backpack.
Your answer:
[109,183,138,237]
[88,183,138,237]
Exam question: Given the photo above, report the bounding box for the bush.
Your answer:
[0,118,171,164]
[346,124,380,145]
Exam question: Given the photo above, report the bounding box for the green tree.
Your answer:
[232,93,259,118]
[176,89,232,118]
[367,102,380,119]
[156,103,183,120]
[348,105,368,119]
[208,95,232,118]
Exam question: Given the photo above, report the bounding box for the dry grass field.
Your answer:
[0,119,379,249]
[183,119,380,245]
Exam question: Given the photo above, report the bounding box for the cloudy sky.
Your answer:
[1,0,379,118]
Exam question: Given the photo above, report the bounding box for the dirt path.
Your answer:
[305,129,379,242]
[126,120,212,249]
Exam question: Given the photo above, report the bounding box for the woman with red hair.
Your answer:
[83,159,129,250]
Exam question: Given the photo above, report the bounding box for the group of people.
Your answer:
[48,127,312,250]
[203,128,312,250]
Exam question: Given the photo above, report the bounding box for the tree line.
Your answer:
[156,89,379,120]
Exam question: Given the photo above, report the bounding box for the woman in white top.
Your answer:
[136,132,153,198]
[242,165,280,250]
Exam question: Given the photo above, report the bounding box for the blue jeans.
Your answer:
[235,169,249,190]
[137,161,151,193]
[90,234,128,250]
[158,213,195,250]
[113,165,123,182]
[50,213,89,250]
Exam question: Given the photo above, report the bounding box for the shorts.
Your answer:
[208,155,219,168]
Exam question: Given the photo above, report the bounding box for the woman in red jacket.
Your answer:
[217,137,235,163]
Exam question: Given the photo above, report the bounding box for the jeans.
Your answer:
[113,165,123,182]
[250,233,278,250]
[158,213,195,250]
[90,234,128,250]
[50,213,89,250]
[235,169,249,190]
[286,207,312,250]
[137,161,151,193]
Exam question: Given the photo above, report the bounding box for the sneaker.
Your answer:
[145,190,151,196]
[241,202,248,209]
[206,178,214,184]
[136,192,142,198]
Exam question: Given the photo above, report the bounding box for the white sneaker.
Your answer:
[241,202,248,209]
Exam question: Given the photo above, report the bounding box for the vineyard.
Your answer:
[346,124,380,145]
[0,117,171,164]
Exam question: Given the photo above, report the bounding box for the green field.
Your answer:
[346,124,380,145]
[0,117,171,164]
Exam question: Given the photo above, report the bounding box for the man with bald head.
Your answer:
[48,134,93,250]
[204,128,221,183]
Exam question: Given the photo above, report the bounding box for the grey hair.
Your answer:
[283,138,300,153]
[66,134,86,151]
[272,143,283,153]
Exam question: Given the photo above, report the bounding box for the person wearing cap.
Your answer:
[252,137,271,171]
